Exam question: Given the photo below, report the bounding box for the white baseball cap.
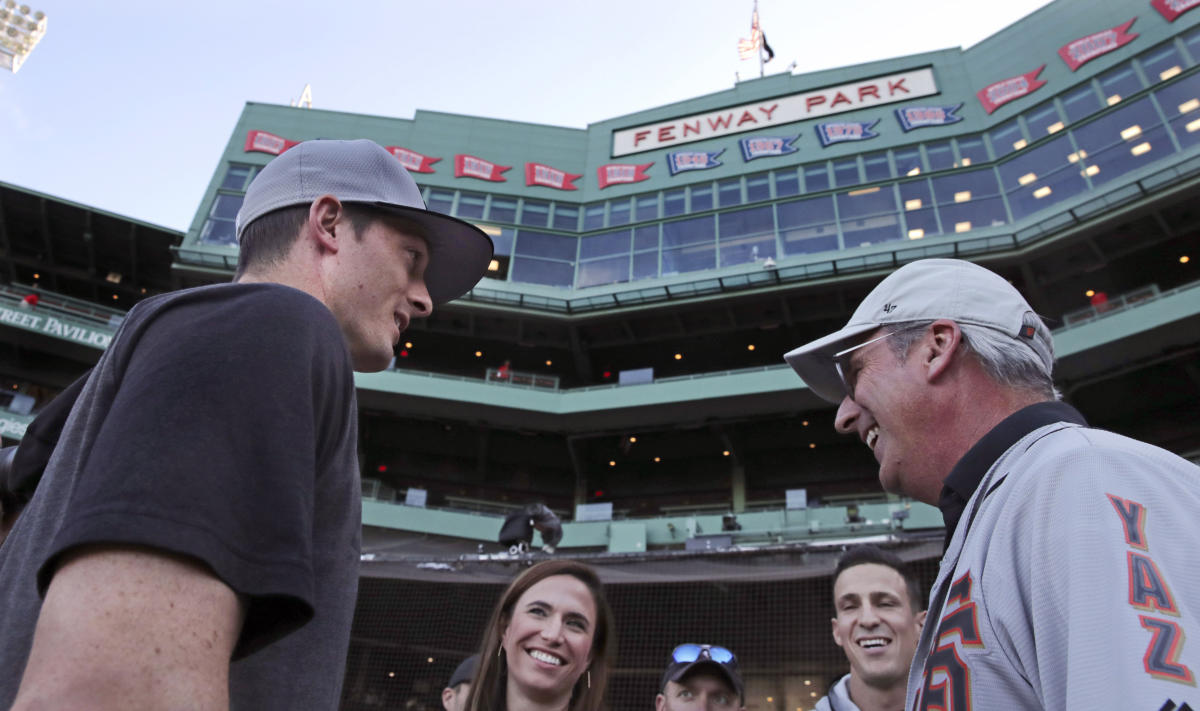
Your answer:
[783,258,1054,403]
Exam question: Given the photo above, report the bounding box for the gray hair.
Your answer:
[885,320,1060,400]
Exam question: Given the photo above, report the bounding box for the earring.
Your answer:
[587,670,592,689]
[497,645,503,659]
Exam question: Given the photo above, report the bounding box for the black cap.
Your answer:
[660,650,743,702]
[447,654,479,689]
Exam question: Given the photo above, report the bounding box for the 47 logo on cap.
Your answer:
[882,303,898,314]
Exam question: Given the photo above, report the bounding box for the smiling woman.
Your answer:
[465,560,616,711]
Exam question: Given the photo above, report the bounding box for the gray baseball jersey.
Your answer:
[907,421,1200,710]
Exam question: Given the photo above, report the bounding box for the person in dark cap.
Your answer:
[498,502,563,554]
[0,139,493,710]
[657,643,744,710]
[442,654,478,711]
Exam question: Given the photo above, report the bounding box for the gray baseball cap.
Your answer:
[783,258,1054,403]
[235,138,493,305]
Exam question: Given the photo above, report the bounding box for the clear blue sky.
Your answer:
[0,0,1053,231]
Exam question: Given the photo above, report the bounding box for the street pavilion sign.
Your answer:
[611,67,938,157]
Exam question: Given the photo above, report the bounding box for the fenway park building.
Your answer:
[2,0,1199,707]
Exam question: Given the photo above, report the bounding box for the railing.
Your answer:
[484,367,560,389]
[1057,280,1200,332]
[0,283,125,330]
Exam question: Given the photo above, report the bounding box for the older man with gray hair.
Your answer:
[785,258,1200,711]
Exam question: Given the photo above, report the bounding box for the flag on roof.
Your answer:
[738,7,763,60]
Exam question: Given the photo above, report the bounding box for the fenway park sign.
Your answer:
[611,67,938,157]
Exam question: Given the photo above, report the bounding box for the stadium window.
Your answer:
[609,198,631,226]
[552,204,579,231]
[661,215,715,274]
[837,185,901,248]
[746,173,771,202]
[892,147,922,177]
[1184,25,1200,65]
[579,229,631,260]
[833,158,860,188]
[776,195,838,256]
[931,167,1008,232]
[1139,41,1185,84]
[510,230,577,287]
[862,151,892,182]
[1154,71,1200,148]
[988,118,1025,159]
[955,134,989,167]
[1071,96,1173,186]
[718,205,776,266]
[635,193,660,221]
[576,253,631,288]
[997,135,1085,221]
[426,189,455,215]
[632,250,659,280]
[583,202,606,230]
[803,162,830,191]
[1099,63,1144,106]
[513,229,577,261]
[219,163,255,192]
[925,140,954,171]
[456,192,486,219]
[690,184,713,212]
[900,179,941,240]
[633,224,659,252]
[1061,83,1103,125]
[663,188,687,217]
[519,199,550,227]
[198,194,244,246]
[509,257,574,287]
[1025,101,1065,138]
[773,169,800,198]
[718,178,743,207]
[489,197,517,223]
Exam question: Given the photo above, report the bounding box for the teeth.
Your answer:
[528,650,563,665]
[865,427,879,450]
[860,638,889,648]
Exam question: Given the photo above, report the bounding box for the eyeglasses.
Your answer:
[671,644,737,668]
[832,327,919,400]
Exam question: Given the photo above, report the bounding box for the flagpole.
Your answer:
[757,0,764,78]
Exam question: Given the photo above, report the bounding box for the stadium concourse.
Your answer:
[3,0,1200,707]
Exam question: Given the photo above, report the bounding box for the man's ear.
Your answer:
[441,686,455,711]
[915,609,928,632]
[655,692,666,711]
[308,195,343,254]
[831,616,844,648]
[923,319,963,384]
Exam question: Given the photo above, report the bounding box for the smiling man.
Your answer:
[0,139,493,710]
[817,545,924,711]
[784,258,1200,710]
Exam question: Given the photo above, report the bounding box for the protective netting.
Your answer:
[340,539,942,710]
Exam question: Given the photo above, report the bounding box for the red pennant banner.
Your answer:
[976,65,1047,115]
[454,154,511,182]
[1058,19,1138,72]
[597,163,653,189]
[1152,0,1200,22]
[525,163,582,191]
[386,146,440,174]
[244,130,299,155]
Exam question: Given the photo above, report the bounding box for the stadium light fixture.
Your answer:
[1179,99,1199,114]
[1181,255,1190,264]
[0,2,47,73]
[1161,65,1182,81]
[1130,142,1151,156]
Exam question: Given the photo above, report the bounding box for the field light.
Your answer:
[0,2,47,73]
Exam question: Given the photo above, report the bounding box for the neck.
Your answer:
[505,683,571,711]
[846,674,906,711]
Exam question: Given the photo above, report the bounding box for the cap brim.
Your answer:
[783,322,879,403]
[664,660,744,702]
[372,202,494,305]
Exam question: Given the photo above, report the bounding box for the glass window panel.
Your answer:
[955,135,988,167]
[997,135,1087,221]
[491,227,515,256]
[210,194,243,220]
[774,169,800,197]
[1071,97,1173,186]
[199,218,236,246]
[842,213,902,249]
[220,164,254,192]
[719,205,774,238]
[925,141,955,171]
[633,250,659,280]
[1157,72,1200,148]
[520,200,550,227]
[931,167,1002,206]
[1140,42,1185,84]
[635,194,659,221]
[634,224,659,251]
[903,208,942,241]
[662,243,715,274]
[937,197,1009,234]
[804,163,830,191]
[510,257,574,287]
[457,192,486,219]
[690,185,713,212]
[489,197,516,223]
[609,198,631,226]
[720,232,777,266]
[833,158,860,187]
[1184,25,1200,64]
[552,205,578,231]
[746,173,771,202]
[898,179,933,211]
[577,255,630,288]
[1026,101,1064,138]
[837,185,896,219]
[427,189,454,215]
[1099,64,1144,106]
[863,151,892,181]
[514,229,578,260]
[778,195,837,255]
[664,189,687,217]
[662,215,715,248]
[719,178,743,207]
[1061,83,1103,124]
[583,202,606,230]
[989,118,1025,159]
[580,229,631,259]
[893,147,923,177]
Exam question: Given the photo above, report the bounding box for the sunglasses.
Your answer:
[671,643,737,667]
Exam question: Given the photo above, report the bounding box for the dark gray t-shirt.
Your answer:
[0,282,361,710]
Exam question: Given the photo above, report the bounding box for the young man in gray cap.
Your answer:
[0,139,492,710]
[442,654,478,711]
[784,258,1200,710]
[657,643,744,710]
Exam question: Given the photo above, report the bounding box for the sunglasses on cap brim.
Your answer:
[671,643,737,666]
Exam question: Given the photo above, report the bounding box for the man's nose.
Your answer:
[834,395,861,435]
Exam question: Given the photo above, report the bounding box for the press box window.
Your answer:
[198,194,244,247]
[220,163,255,192]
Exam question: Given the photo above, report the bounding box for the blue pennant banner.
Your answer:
[815,120,880,147]
[894,104,964,132]
[667,149,725,176]
[738,135,800,161]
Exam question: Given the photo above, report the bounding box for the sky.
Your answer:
[0,0,1054,232]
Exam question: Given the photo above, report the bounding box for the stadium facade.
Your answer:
[2,0,1200,708]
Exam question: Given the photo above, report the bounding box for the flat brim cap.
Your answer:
[235,138,493,305]
[784,258,1054,403]
[661,659,744,703]
[447,654,479,689]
